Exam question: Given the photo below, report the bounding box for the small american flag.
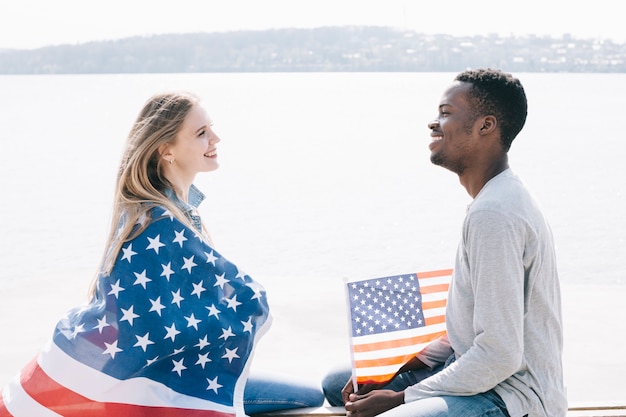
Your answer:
[346,269,451,385]
[0,207,271,417]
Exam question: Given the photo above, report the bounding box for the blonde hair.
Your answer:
[91,91,206,295]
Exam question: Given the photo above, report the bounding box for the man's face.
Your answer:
[428,81,479,175]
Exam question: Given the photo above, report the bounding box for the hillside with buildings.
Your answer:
[1,26,624,73]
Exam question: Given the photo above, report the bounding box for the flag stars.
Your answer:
[108,280,125,299]
[134,333,155,352]
[94,316,109,333]
[206,376,222,394]
[214,273,229,289]
[133,270,152,289]
[172,358,187,376]
[196,352,212,369]
[185,313,202,330]
[103,340,123,359]
[191,281,206,298]
[225,295,242,312]
[71,324,85,339]
[205,251,218,266]
[171,290,184,307]
[182,256,197,273]
[161,262,174,281]
[120,305,140,325]
[222,347,240,363]
[195,335,210,349]
[173,229,187,247]
[235,268,247,280]
[219,326,235,341]
[241,317,253,333]
[146,234,166,254]
[247,281,264,300]
[164,323,181,342]
[161,209,174,220]
[121,244,137,262]
[206,304,220,319]
[149,297,166,316]
[348,275,434,336]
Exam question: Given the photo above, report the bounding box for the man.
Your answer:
[322,69,567,417]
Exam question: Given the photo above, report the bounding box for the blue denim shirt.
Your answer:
[164,184,206,234]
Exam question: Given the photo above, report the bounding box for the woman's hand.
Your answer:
[344,390,404,417]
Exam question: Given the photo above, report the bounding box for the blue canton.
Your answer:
[347,274,425,337]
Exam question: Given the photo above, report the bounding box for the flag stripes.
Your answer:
[347,269,452,385]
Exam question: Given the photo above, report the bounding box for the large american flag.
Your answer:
[346,269,451,385]
[0,208,271,417]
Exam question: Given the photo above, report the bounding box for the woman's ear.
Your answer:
[158,143,173,161]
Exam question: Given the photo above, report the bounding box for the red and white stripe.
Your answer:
[0,341,241,417]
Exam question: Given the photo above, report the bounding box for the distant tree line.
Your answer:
[1,26,625,74]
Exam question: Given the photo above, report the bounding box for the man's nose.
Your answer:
[428,119,439,129]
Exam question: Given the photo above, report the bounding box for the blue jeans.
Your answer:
[321,364,509,417]
[245,371,325,415]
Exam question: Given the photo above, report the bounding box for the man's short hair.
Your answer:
[455,68,528,151]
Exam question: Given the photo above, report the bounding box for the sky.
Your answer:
[1,0,625,50]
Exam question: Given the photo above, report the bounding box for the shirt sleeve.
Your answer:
[415,333,453,368]
[405,208,526,401]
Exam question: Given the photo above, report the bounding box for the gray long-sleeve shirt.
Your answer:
[406,169,567,417]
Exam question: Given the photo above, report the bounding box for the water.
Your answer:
[0,72,624,288]
[1,72,625,402]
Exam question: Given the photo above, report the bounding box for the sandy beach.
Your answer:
[0,268,624,406]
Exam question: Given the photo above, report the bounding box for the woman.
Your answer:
[0,91,323,416]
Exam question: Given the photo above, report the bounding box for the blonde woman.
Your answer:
[0,92,323,417]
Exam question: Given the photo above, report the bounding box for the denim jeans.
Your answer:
[321,364,445,407]
[245,371,325,415]
[321,363,509,417]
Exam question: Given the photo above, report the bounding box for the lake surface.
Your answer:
[0,72,623,289]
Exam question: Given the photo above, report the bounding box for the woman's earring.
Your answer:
[169,159,174,165]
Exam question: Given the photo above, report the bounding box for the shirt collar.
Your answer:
[164,184,205,212]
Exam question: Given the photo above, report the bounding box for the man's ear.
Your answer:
[479,115,497,135]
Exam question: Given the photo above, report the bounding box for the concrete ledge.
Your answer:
[252,404,626,417]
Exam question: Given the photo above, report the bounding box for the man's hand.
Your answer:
[344,390,404,417]
[340,379,388,405]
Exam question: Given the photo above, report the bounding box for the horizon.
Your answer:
[1,27,614,53]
